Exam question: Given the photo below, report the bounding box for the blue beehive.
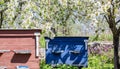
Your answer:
[45,37,89,67]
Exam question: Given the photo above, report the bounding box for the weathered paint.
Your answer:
[45,37,89,67]
[0,29,41,69]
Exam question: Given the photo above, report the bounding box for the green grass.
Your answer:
[89,33,113,41]
[40,35,46,48]
[40,55,114,69]
[83,55,114,69]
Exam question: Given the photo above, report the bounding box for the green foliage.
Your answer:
[40,60,78,69]
[83,55,113,69]
[98,34,113,41]
[40,60,52,69]
[0,0,4,5]
[40,55,114,69]
[90,33,113,41]
[40,35,45,48]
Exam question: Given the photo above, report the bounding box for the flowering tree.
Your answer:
[80,0,120,68]
[104,0,120,68]
[0,0,120,68]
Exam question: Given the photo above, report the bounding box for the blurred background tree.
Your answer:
[0,0,120,68]
[0,0,110,36]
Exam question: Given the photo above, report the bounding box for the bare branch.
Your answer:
[0,7,8,28]
[111,0,115,15]
[105,7,118,34]
[0,12,3,28]
[104,15,109,23]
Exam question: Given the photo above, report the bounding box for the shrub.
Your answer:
[40,60,78,69]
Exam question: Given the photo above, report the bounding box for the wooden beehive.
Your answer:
[0,29,41,69]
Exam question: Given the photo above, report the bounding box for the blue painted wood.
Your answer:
[45,37,89,67]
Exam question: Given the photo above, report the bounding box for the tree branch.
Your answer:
[106,7,117,34]
[111,0,115,15]
[118,27,120,34]
[0,8,8,28]
[0,12,3,28]
[104,15,109,23]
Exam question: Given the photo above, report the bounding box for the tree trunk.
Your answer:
[113,33,120,69]
[0,12,3,28]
